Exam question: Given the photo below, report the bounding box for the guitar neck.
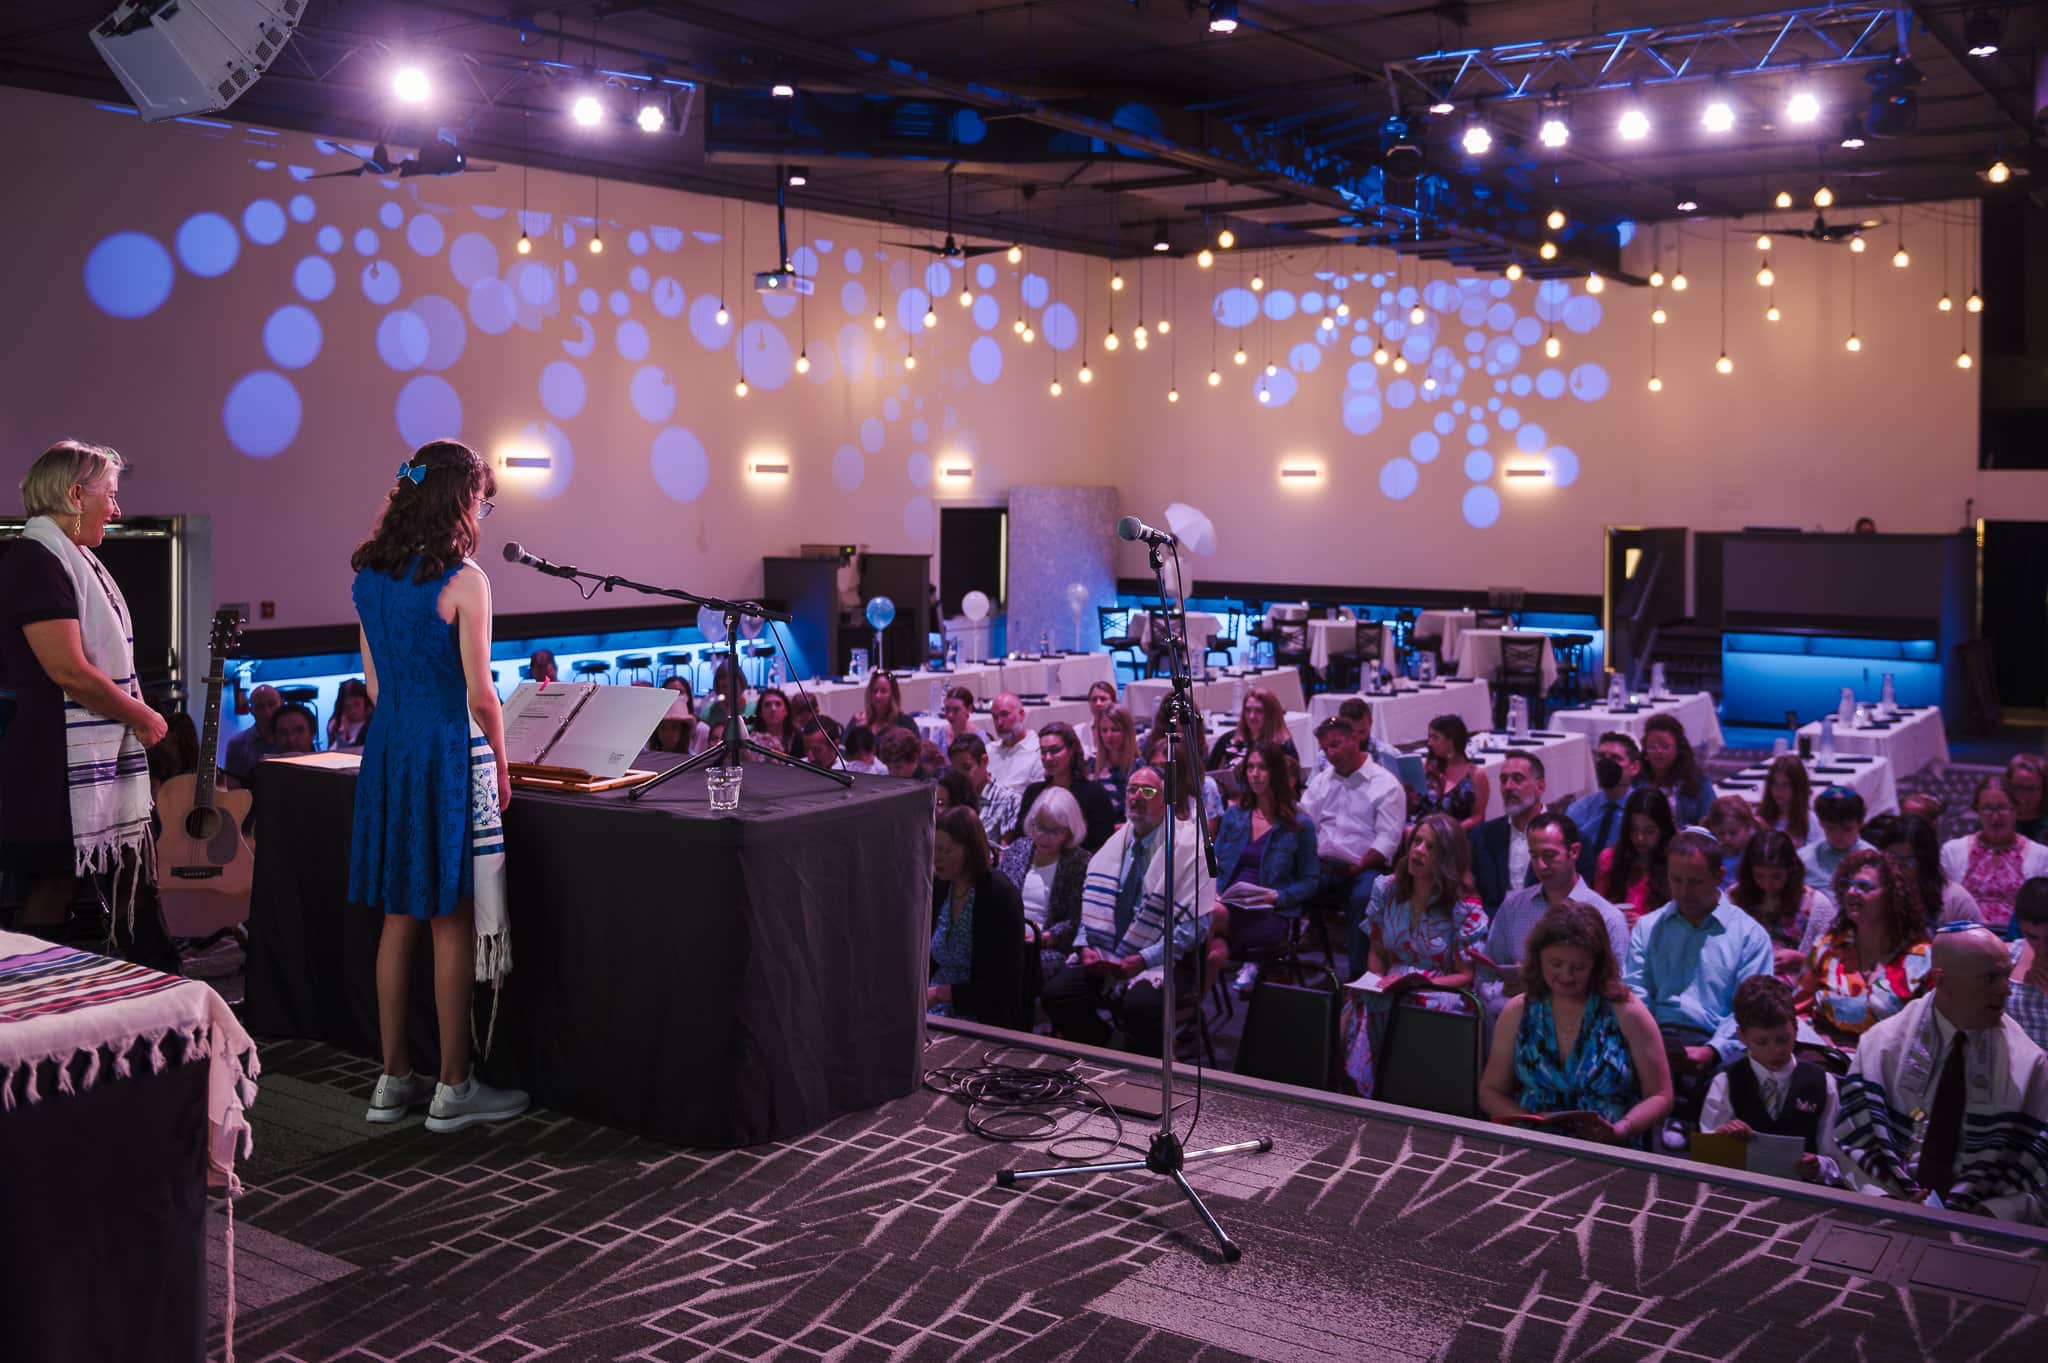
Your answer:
[194,665,225,806]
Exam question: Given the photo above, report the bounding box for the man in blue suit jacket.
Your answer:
[1471,751,1547,913]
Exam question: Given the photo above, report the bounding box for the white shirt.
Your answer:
[1019,859,1056,928]
[987,727,1044,791]
[1507,821,1532,892]
[1700,1055,1844,1186]
[1300,757,1405,866]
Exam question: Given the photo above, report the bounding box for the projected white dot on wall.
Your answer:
[85,232,174,318]
[649,427,709,502]
[223,371,300,458]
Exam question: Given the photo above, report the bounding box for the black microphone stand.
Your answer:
[994,534,1270,1263]
[517,558,850,795]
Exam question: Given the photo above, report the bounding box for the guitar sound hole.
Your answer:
[184,807,221,841]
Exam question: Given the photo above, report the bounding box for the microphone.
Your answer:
[501,541,580,580]
[1117,514,1176,547]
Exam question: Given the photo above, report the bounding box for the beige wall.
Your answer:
[0,86,2011,628]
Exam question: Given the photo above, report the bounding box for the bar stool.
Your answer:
[743,641,776,687]
[276,683,320,736]
[572,659,611,684]
[616,653,655,686]
[656,651,693,685]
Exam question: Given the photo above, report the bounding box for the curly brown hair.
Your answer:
[349,440,495,584]
[1521,902,1628,1003]
[1827,848,1928,952]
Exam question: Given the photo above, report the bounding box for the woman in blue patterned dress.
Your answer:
[1479,902,1673,1146]
[1413,713,1488,833]
[348,440,527,1132]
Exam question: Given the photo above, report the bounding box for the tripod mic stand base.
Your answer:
[994,1134,1272,1263]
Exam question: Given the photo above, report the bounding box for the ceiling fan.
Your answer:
[883,170,1008,259]
[1777,210,1885,243]
[313,138,496,179]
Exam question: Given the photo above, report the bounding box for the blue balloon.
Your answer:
[864,595,897,631]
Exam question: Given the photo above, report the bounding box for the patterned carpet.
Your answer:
[207,1028,2048,1363]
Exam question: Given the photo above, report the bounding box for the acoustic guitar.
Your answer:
[154,609,254,896]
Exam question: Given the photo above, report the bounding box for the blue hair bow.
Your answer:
[396,460,427,485]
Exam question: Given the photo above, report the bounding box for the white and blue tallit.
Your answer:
[1076,818,1212,987]
[1834,992,2048,1223]
[467,724,510,1055]
[21,517,153,912]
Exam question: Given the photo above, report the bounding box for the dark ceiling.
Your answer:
[2,1,2040,280]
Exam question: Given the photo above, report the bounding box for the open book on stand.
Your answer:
[501,681,677,787]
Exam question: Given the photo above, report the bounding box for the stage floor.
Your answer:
[214,1028,2048,1362]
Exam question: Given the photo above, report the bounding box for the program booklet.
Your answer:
[500,681,678,779]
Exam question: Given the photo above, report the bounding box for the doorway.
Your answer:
[1981,521,2048,708]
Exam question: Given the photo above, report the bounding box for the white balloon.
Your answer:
[696,604,727,644]
[1065,581,1091,616]
[961,589,991,620]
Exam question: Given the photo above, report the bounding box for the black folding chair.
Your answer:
[1374,986,1485,1117]
[1494,633,1549,726]
[1099,606,1144,681]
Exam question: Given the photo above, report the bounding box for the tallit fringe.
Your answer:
[0,1019,254,1111]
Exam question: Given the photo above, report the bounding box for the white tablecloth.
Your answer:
[1453,630,1560,692]
[1413,610,1478,658]
[1548,692,1725,756]
[1309,679,1494,748]
[1465,730,1595,820]
[1129,611,1222,651]
[1195,710,1315,761]
[917,699,1096,748]
[1308,619,1390,672]
[1123,667,1306,723]
[991,654,1117,700]
[1793,706,1949,781]
[1716,753,1899,819]
[800,665,999,726]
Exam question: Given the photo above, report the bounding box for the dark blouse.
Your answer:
[0,538,80,864]
[1021,776,1118,852]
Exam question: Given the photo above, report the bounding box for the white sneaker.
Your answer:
[1233,962,1261,997]
[365,1072,430,1124]
[425,1074,530,1133]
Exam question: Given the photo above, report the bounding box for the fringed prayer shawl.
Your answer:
[0,929,260,1356]
[1077,818,1209,988]
[21,517,154,927]
[1835,992,2048,1223]
[467,725,510,1057]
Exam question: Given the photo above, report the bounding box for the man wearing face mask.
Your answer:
[1834,925,2048,1222]
[1567,733,1641,883]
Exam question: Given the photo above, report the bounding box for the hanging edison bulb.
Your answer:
[1217,228,1236,250]
[1966,291,1983,313]
[1167,386,1180,404]
[1813,185,1834,208]
[1250,272,1265,291]
[1409,301,1426,324]
[1049,378,1062,396]
[1765,302,1781,322]
[1546,208,1566,231]
[1110,269,1125,292]
[1957,350,1974,369]
[1505,263,1523,281]
[1937,293,1953,313]
[1775,190,1794,209]
[1265,360,1278,377]
[1586,272,1605,294]
[873,309,886,330]
[904,352,917,370]
[1336,301,1351,317]
[1649,269,1666,288]
[958,286,974,307]
[1392,356,1409,373]
[734,377,748,396]
[1422,375,1438,392]
[1544,334,1562,359]
[1207,368,1222,387]
[1157,317,1172,334]
[1715,352,1733,374]
[1755,233,1772,251]
[1539,241,1559,260]
[1021,324,1036,343]
[1007,243,1023,264]
[1257,384,1271,404]
[1652,306,1668,325]
[1647,374,1664,392]
[1197,248,1215,269]
[1321,314,1336,331]
[1892,246,1910,269]
[1671,272,1689,291]
[795,351,811,374]
[1850,235,1867,254]
[1104,328,1120,351]
[923,304,938,327]
[1134,323,1149,345]
[1846,333,1862,352]
[1756,262,1775,287]
[517,232,532,256]
[1372,343,1389,366]
[716,302,731,325]
[1012,318,1025,335]
[1078,362,1093,384]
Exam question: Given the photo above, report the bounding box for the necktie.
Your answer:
[1915,1035,1967,1200]
[1760,1075,1782,1122]
[1593,799,1620,852]
[1115,835,1150,943]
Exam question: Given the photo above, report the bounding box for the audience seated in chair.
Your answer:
[997,786,1092,992]
[928,808,1031,1031]
[1794,849,1933,1055]
[1339,813,1487,1098]
[222,683,282,787]
[1142,721,1221,842]
[2007,755,2048,845]
[932,769,977,820]
[1941,774,2048,935]
[1412,713,1489,834]
[1729,829,1838,980]
[750,686,797,755]
[838,724,886,775]
[1087,680,1118,724]
[271,702,317,756]
[1478,900,1673,1148]
[799,716,846,770]
[1801,787,1874,890]
[1705,793,1762,890]
[1864,814,1981,931]
[527,649,558,684]
[327,677,374,750]
[1477,813,1629,1031]
[1039,764,1213,1055]
[1472,751,1547,913]
[1757,753,1818,847]
[1215,740,1322,994]
[878,727,923,780]
[939,686,979,745]
[1020,721,1116,852]
[2005,879,2048,1052]
[1307,696,1403,776]
[1833,925,2048,1222]
[1597,787,1676,926]
[646,695,707,756]
[1625,830,1776,1132]
[1206,686,1296,772]
[1089,703,1141,820]
[1700,976,1844,1184]
[1641,714,1715,827]
[846,671,920,752]
[985,692,1044,792]
[1301,714,1406,976]
[948,734,1022,845]
[1565,732,1640,882]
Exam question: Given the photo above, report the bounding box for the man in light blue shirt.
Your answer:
[1478,812,1630,1037]
[1626,830,1775,1125]
[1565,732,1640,882]
[1798,786,1872,891]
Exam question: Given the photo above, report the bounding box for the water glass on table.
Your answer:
[708,766,744,813]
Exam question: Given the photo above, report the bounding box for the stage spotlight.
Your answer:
[1839,113,1866,149]
[1381,116,1425,184]
[1618,107,1651,141]
[1964,10,2000,57]
[1152,224,1171,253]
[637,100,667,133]
[1461,117,1492,157]
[1786,90,1821,124]
[1538,102,1570,149]
[571,92,604,127]
[1675,191,1700,213]
[785,166,808,187]
[1988,159,2011,184]
[1865,59,1923,138]
[1428,93,1455,117]
[392,65,430,106]
[1701,100,1735,134]
[770,82,795,98]
[1208,1,1239,34]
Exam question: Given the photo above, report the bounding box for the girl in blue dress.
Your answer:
[347,440,527,1132]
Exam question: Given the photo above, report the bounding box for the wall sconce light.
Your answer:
[497,442,551,471]
[1504,465,1549,481]
[941,465,973,480]
[1278,464,1321,483]
[749,460,790,477]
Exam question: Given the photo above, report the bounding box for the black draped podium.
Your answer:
[245,757,934,1148]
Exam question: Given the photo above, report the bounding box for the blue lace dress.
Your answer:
[929,886,975,1018]
[347,560,484,920]
[1513,994,1643,1141]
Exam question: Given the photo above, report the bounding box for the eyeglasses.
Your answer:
[479,500,495,518]
[1127,784,1164,800]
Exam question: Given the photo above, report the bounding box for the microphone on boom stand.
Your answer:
[501,541,582,580]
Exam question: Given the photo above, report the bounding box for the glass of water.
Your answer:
[707,766,743,813]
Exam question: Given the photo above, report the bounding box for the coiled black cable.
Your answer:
[923,1046,1149,1162]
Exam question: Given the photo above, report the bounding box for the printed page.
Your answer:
[544,684,681,778]
[501,682,593,766]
